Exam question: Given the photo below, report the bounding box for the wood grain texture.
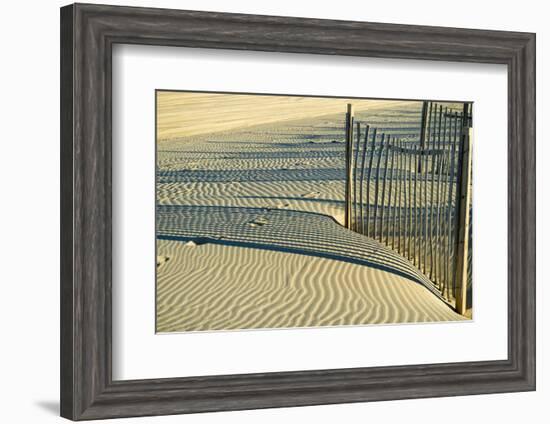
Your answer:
[60,4,74,419]
[60,3,536,420]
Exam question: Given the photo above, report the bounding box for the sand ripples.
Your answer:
[156,240,463,332]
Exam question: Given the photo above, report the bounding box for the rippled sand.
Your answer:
[157,240,463,332]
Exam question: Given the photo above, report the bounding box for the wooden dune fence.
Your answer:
[344,101,473,314]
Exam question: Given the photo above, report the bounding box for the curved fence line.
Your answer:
[344,101,472,313]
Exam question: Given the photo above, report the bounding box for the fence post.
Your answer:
[454,106,472,315]
[344,104,354,229]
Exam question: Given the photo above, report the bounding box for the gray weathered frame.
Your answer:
[60,3,536,420]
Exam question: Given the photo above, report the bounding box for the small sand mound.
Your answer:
[302,191,321,198]
[156,255,170,267]
[184,237,217,247]
[247,216,270,227]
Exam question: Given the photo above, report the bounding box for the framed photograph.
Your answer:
[60,3,535,420]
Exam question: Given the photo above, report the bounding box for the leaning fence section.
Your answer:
[344,101,472,313]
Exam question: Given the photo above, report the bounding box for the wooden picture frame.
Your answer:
[60,3,536,420]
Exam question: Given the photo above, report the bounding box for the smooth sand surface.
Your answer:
[156,94,465,332]
[157,91,413,140]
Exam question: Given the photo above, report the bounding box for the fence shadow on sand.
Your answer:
[157,204,444,299]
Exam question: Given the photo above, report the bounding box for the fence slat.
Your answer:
[407,143,413,260]
[380,136,391,242]
[446,111,460,297]
[413,144,419,267]
[428,105,443,281]
[372,133,385,240]
[344,104,354,229]
[365,128,377,237]
[387,140,396,247]
[422,104,435,274]
[454,106,473,315]
[418,101,430,172]
[434,108,448,287]
[358,125,370,234]
[397,140,403,253]
[352,121,361,229]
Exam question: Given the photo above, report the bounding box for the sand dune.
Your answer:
[156,98,465,332]
[157,240,463,332]
[156,205,441,292]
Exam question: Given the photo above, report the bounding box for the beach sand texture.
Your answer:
[156,92,465,332]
